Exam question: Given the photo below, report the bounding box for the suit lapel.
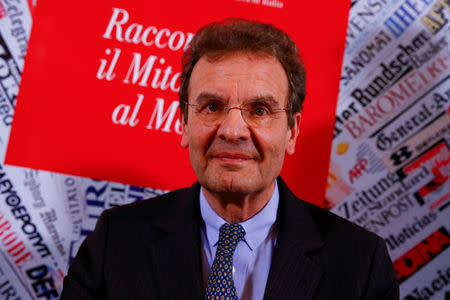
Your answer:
[144,183,204,300]
[140,179,325,299]
[264,178,325,300]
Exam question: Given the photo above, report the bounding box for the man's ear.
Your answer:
[285,112,301,155]
[180,113,189,149]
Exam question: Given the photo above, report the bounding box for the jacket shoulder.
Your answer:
[303,200,382,246]
[301,201,398,299]
[99,184,198,231]
[107,188,181,216]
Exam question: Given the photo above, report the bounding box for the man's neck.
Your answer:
[202,181,276,223]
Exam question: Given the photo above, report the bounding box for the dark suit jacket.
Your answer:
[61,178,399,299]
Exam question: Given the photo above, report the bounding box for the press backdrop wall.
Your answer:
[0,0,449,299]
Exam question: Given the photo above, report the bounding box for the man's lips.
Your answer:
[211,152,254,163]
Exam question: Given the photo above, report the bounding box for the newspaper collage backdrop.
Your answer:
[0,0,350,298]
[0,0,447,300]
[326,0,450,299]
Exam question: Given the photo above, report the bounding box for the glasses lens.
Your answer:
[242,103,274,127]
[191,102,285,127]
[194,102,225,125]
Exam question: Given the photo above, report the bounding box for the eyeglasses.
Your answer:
[184,100,289,128]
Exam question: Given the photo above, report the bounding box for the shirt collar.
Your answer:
[200,181,279,251]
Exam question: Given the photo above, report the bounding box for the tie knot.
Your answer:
[218,223,245,247]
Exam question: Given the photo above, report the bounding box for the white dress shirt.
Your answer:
[199,182,279,300]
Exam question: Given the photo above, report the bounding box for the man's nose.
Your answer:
[217,108,251,142]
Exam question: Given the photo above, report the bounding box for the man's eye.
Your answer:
[206,103,219,112]
[253,106,270,116]
[199,102,221,113]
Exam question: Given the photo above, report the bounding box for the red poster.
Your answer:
[6,0,349,205]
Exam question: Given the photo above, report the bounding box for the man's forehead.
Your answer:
[200,51,283,70]
[203,50,277,63]
[189,52,289,104]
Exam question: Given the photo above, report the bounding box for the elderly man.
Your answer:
[61,19,399,300]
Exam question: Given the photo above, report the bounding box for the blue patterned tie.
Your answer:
[205,223,246,300]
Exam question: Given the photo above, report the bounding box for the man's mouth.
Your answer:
[211,152,254,163]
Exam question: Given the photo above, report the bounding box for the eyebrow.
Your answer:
[194,93,280,106]
[248,96,279,106]
[194,92,225,103]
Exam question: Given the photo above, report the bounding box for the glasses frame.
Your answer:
[183,101,290,127]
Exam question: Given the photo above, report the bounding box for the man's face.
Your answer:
[181,52,301,196]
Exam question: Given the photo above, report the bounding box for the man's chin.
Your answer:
[200,173,263,196]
